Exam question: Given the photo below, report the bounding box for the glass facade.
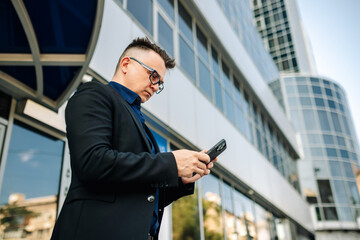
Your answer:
[215,0,280,83]
[0,122,64,240]
[123,0,300,193]
[277,75,360,223]
[252,0,299,73]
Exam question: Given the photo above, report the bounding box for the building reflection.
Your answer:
[0,193,57,240]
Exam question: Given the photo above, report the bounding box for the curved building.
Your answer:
[270,74,360,239]
[0,0,314,239]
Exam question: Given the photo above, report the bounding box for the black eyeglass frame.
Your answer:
[129,57,164,94]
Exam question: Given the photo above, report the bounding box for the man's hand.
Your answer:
[172,149,217,184]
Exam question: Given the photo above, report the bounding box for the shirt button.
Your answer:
[147,195,155,202]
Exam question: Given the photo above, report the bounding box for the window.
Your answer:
[331,112,342,133]
[314,160,328,178]
[214,78,224,111]
[332,180,350,204]
[317,180,334,203]
[343,162,354,178]
[297,85,309,94]
[127,0,153,34]
[317,110,331,131]
[325,88,333,97]
[158,14,174,57]
[303,110,317,130]
[323,207,338,220]
[347,181,360,204]
[198,59,212,99]
[223,183,235,240]
[329,161,342,177]
[234,191,256,239]
[322,134,334,145]
[326,148,337,157]
[158,0,174,20]
[196,25,208,62]
[312,86,322,95]
[178,2,193,44]
[314,98,325,107]
[201,174,224,239]
[0,122,64,239]
[179,36,195,80]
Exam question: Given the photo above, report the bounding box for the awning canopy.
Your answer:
[0,0,104,111]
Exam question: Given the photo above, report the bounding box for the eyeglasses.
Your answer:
[129,57,164,94]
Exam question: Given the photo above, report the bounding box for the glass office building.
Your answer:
[251,0,316,75]
[270,75,360,239]
[249,0,360,239]
[0,0,314,239]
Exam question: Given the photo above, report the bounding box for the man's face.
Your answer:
[123,50,166,103]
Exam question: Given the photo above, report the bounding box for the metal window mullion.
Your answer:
[0,99,16,194]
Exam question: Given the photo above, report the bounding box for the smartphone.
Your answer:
[206,139,227,163]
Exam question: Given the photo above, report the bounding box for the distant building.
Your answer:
[0,193,57,240]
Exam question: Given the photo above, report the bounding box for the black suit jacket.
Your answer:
[51,81,194,240]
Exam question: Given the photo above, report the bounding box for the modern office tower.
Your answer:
[250,0,360,239]
[269,75,360,239]
[252,0,316,75]
[0,0,315,239]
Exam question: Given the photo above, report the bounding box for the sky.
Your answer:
[296,0,360,147]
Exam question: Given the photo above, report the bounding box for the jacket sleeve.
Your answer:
[65,81,179,188]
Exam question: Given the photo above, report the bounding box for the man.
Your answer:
[51,37,215,240]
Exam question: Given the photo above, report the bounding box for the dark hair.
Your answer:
[115,37,175,73]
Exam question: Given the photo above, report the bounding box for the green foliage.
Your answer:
[0,203,38,229]
[172,191,200,240]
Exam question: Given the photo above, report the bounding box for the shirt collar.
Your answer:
[109,81,141,106]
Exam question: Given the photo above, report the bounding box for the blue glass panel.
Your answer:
[297,85,309,94]
[43,66,80,100]
[211,46,220,78]
[0,66,36,89]
[150,130,167,152]
[178,2,193,44]
[322,134,334,145]
[317,110,331,131]
[0,1,31,53]
[329,161,342,177]
[343,162,354,178]
[214,78,223,111]
[224,91,235,123]
[158,0,174,20]
[198,59,212,99]
[127,0,153,35]
[312,86,322,95]
[328,100,336,109]
[326,148,337,157]
[300,97,312,106]
[158,14,173,57]
[315,98,325,107]
[179,36,195,80]
[310,77,319,83]
[0,122,64,205]
[235,105,246,134]
[196,25,208,63]
[325,88,333,97]
[331,112,342,133]
[23,0,97,53]
[332,180,350,204]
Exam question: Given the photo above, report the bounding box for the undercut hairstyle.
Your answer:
[114,37,175,74]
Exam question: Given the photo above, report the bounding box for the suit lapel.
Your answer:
[108,85,152,152]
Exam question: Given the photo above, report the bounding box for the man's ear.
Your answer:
[120,57,130,74]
